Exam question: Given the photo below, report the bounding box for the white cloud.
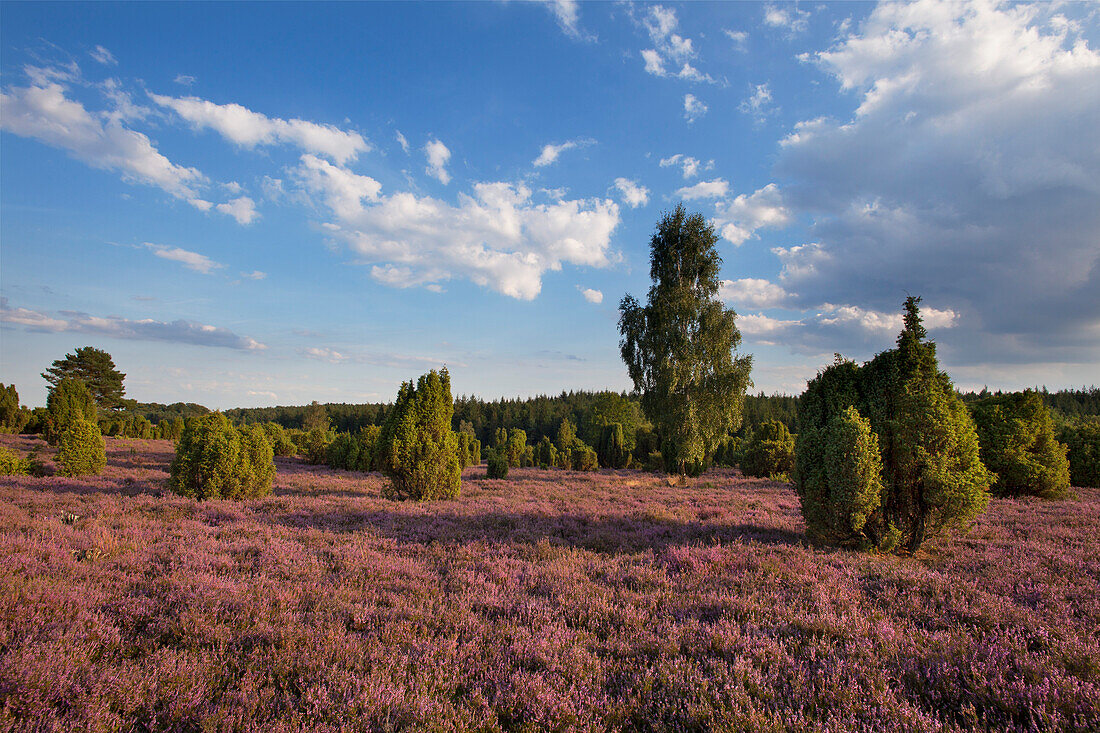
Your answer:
[724,29,749,51]
[544,0,586,39]
[174,74,196,86]
[0,79,207,205]
[295,154,382,219]
[143,243,223,274]
[764,4,810,35]
[660,153,711,179]
[676,177,728,200]
[638,5,715,83]
[683,93,707,122]
[90,45,117,65]
[578,287,603,304]
[641,49,667,76]
[423,138,451,184]
[241,270,267,280]
[0,298,265,350]
[719,278,790,309]
[306,177,620,300]
[395,130,409,154]
[534,141,576,167]
[777,0,1100,365]
[150,92,369,164]
[739,83,775,122]
[712,183,790,245]
[613,177,649,208]
[301,347,349,363]
[215,196,258,225]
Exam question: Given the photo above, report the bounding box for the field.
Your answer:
[1,434,1098,732]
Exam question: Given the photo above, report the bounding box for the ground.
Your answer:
[1,434,1097,731]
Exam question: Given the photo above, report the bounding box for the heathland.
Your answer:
[2,433,1097,731]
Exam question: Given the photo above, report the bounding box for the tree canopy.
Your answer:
[42,347,125,411]
[619,204,752,474]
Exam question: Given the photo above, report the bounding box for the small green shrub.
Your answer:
[570,443,599,472]
[506,429,528,468]
[169,413,274,500]
[0,447,26,475]
[598,423,629,469]
[1059,416,1100,488]
[303,427,334,465]
[262,422,296,456]
[971,390,1070,499]
[740,420,796,480]
[535,435,557,468]
[486,448,509,479]
[378,368,461,501]
[45,379,96,445]
[56,419,106,477]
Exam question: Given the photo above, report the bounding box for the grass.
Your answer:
[1,433,1097,731]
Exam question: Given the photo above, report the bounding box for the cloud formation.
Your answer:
[683,93,707,123]
[659,153,710,179]
[776,0,1100,366]
[1,298,265,350]
[638,5,714,83]
[578,286,603,304]
[676,178,728,200]
[143,243,223,274]
[423,138,451,184]
[719,278,790,309]
[150,93,369,164]
[613,177,649,208]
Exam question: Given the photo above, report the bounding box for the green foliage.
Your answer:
[619,205,753,474]
[712,436,742,467]
[303,427,334,465]
[740,419,796,480]
[1058,416,1100,488]
[168,413,275,500]
[597,423,629,469]
[535,435,557,469]
[56,419,106,477]
[0,384,30,434]
[971,391,1071,499]
[261,422,296,456]
[583,392,645,457]
[486,448,509,479]
[506,428,528,468]
[570,443,599,472]
[0,447,27,475]
[555,419,576,452]
[42,346,126,411]
[795,298,993,554]
[302,401,330,433]
[45,378,97,445]
[378,368,461,501]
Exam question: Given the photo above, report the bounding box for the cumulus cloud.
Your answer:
[776,0,1100,366]
[423,138,451,184]
[724,29,749,51]
[763,4,810,35]
[90,45,117,65]
[719,278,791,309]
[543,0,588,40]
[395,130,409,154]
[676,177,728,200]
[660,153,711,179]
[309,177,620,300]
[216,196,258,225]
[150,92,369,164]
[578,286,603,304]
[739,83,775,123]
[737,302,958,351]
[1,79,207,204]
[712,183,790,245]
[613,177,649,208]
[295,154,381,219]
[532,138,594,167]
[683,93,707,122]
[174,74,196,86]
[143,243,223,274]
[300,346,349,363]
[638,5,715,83]
[0,298,266,350]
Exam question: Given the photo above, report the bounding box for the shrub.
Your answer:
[0,384,29,434]
[303,427,334,465]
[713,436,741,467]
[522,445,535,468]
[169,413,275,500]
[740,420,796,480]
[262,422,296,456]
[570,443,599,472]
[1059,416,1100,488]
[56,419,106,477]
[598,423,629,469]
[0,447,26,475]
[486,448,509,479]
[555,419,576,454]
[378,368,461,501]
[795,298,993,554]
[45,378,96,445]
[506,429,528,468]
[535,436,557,468]
[971,391,1071,499]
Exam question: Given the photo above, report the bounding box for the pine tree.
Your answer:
[42,347,126,411]
[971,390,1070,499]
[45,378,97,445]
[619,205,753,474]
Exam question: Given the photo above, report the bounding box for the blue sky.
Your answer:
[2,1,1098,409]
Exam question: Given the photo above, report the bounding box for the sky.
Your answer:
[2,0,1098,409]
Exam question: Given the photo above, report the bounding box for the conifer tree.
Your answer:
[45,378,97,445]
[619,205,753,474]
[42,347,125,411]
[970,390,1071,499]
[378,368,461,501]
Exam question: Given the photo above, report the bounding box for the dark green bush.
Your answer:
[378,368,461,501]
[56,418,106,477]
[303,427,334,465]
[740,420,796,480]
[168,413,275,500]
[598,423,629,469]
[262,422,296,456]
[0,384,29,434]
[795,298,993,554]
[0,447,26,475]
[45,379,96,445]
[570,443,599,472]
[535,435,557,468]
[506,429,528,468]
[486,448,509,479]
[971,391,1070,499]
[1059,416,1100,488]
